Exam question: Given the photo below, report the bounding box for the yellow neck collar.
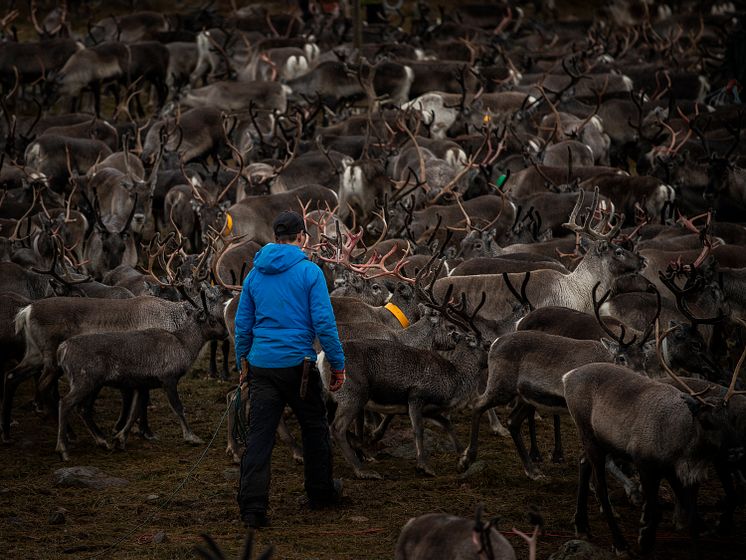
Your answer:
[384,302,410,328]
[222,212,233,236]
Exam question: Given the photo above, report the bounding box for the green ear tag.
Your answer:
[496,174,507,188]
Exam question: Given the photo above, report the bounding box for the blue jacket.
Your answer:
[233,243,345,371]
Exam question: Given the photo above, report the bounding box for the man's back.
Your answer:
[234,243,345,371]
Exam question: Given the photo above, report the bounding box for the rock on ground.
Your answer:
[549,540,616,560]
[53,466,129,490]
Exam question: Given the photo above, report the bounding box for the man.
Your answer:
[233,210,346,529]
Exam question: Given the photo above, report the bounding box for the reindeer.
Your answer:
[432,188,644,340]
[563,334,745,555]
[323,308,487,479]
[82,188,139,280]
[55,290,227,459]
[226,185,338,245]
[395,504,535,560]
[2,241,227,441]
[24,136,113,192]
[459,283,662,478]
[55,41,169,116]
[181,80,290,113]
[141,107,227,165]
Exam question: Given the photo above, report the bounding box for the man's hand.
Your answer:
[329,369,346,392]
[239,358,250,385]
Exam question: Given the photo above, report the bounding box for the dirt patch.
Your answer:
[1,352,744,559]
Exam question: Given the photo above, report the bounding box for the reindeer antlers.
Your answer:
[656,321,714,406]
[563,187,623,242]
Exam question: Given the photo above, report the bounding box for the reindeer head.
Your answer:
[564,188,645,284]
[593,282,660,373]
[659,263,730,385]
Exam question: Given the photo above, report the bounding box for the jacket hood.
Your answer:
[253,243,308,274]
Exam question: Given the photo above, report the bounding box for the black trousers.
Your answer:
[237,362,335,517]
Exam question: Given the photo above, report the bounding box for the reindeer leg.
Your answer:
[551,414,565,463]
[134,388,157,440]
[408,398,435,477]
[424,412,462,454]
[57,380,95,461]
[331,393,381,480]
[669,475,707,554]
[79,387,110,449]
[114,388,134,433]
[574,454,593,539]
[508,402,543,479]
[113,390,140,450]
[220,338,230,381]
[638,469,662,554]
[162,380,203,444]
[606,457,642,507]
[486,408,510,437]
[714,460,737,535]
[277,415,303,465]
[2,362,38,442]
[208,339,219,379]
[368,413,395,444]
[528,412,543,463]
[587,444,628,554]
[458,400,491,472]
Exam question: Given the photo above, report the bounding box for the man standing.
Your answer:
[233,210,346,529]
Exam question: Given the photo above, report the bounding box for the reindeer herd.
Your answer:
[1,0,746,558]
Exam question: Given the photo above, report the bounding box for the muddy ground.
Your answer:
[1,350,745,560]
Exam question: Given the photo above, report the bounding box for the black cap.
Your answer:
[273,210,306,237]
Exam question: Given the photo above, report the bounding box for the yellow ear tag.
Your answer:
[483,114,491,123]
[223,212,233,236]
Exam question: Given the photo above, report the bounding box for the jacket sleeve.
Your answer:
[308,265,345,371]
[233,273,256,372]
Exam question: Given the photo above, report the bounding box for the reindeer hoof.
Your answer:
[524,467,545,480]
[185,434,204,445]
[457,455,472,472]
[492,425,510,438]
[293,454,304,465]
[416,464,437,477]
[355,469,382,480]
[627,488,643,507]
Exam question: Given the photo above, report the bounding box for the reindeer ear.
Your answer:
[600,337,620,354]
[642,339,656,355]
[397,283,414,300]
[220,200,231,211]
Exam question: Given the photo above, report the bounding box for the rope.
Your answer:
[232,385,250,445]
[82,401,232,560]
